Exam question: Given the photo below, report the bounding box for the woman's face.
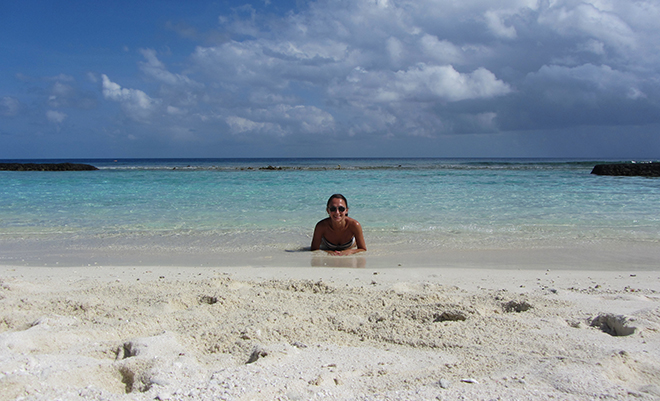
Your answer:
[327,197,348,222]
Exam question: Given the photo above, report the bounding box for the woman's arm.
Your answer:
[310,221,325,251]
[353,220,367,252]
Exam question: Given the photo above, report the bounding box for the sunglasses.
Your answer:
[328,206,346,212]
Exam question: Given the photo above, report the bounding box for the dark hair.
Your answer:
[327,194,348,209]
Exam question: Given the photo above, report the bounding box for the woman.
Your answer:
[311,194,367,255]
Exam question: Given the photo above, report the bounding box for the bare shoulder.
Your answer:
[346,217,362,230]
[315,218,331,229]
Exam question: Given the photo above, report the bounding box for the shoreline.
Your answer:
[3,263,660,287]
[2,237,660,271]
[1,264,659,400]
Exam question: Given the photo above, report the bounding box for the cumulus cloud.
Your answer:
[95,0,660,142]
[538,2,637,52]
[226,104,335,136]
[485,10,518,39]
[419,35,464,65]
[333,63,511,103]
[185,0,525,137]
[102,74,160,122]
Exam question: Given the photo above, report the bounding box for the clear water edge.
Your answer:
[1,158,658,269]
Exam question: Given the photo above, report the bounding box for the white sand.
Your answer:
[1,262,660,400]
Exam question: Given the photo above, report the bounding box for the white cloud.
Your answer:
[419,35,464,65]
[167,105,185,116]
[139,49,199,87]
[226,116,276,134]
[1,97,21,117]
[538,1,637,52]
[226,104,335,136]
[386,37,405,65]
[400,64,512,101]
[191,36,352,91]
[46,110,67,124]
[51,81,73,97]
[332,63,511,104]
[47,82,75,108]
[485,10,517,39]
[83,0,660,143]
[136,49,207,112]
[183,0,528,139]
[276,104,335,134]
[102,74,160,122]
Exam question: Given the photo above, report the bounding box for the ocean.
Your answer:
[1,158,659,270]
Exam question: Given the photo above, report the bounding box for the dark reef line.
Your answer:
[591,163,660,177]
[0,162,98,171]
[2,161,658,176]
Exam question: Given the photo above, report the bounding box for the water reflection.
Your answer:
[311,255,366,268]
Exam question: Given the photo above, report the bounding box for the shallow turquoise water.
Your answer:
[1,158,659,267]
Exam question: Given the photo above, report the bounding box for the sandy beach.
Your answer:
[1,260,659,400]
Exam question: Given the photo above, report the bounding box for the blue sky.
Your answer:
[2,0,660,159]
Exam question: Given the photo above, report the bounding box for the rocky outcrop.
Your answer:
[0,162,98,171]
[591,163,660,177]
